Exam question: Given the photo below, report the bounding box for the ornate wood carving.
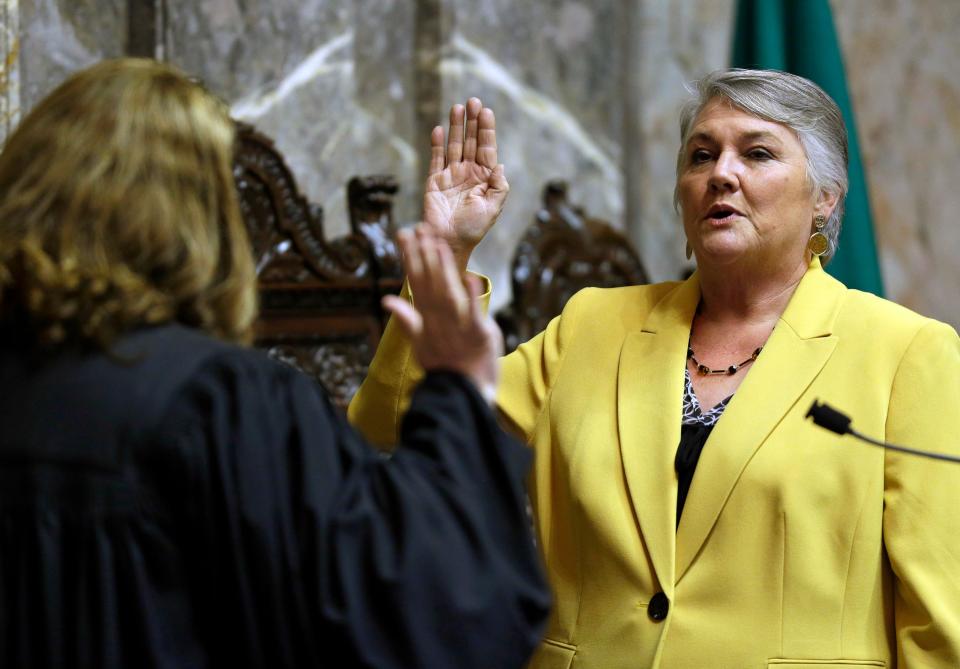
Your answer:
[234,123,371,283]
[347,175,403,279]
[495,181,648,352]
[262,335,374,408]
[232,123,402,408]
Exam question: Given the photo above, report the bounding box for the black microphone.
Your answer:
[806,400,960,464]
[806,401,851,436]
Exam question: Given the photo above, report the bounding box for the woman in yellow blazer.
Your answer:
[350,70,960,668]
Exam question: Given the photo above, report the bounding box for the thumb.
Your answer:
[382,296,423,341]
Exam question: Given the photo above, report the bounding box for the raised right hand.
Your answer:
[422,98,509,274]
[382,227,503,405]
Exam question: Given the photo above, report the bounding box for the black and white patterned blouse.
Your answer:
[675,368,734,526]
[681,368,733,427]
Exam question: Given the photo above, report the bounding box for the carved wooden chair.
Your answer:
[495,181,648,352]
[232,123,402,407]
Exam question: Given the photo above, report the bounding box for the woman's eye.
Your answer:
[747,148,773,160]
[690,149,711,164]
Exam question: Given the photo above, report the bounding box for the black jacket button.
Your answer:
[648,592,669,621]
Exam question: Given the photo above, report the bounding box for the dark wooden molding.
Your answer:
[127,0,162,58]
[233,122,402,408]
[347,175,403,280]
[495,181,649,352]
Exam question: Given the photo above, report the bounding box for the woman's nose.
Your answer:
[707,153,739,192]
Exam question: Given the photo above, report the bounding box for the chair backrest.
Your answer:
[233,123,402,407]
[495,181,648,352]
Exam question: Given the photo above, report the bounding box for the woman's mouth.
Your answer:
[704,204,743,224]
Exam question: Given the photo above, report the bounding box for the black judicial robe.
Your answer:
[0,324,549,668]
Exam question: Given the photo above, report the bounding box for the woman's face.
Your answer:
[677,98,830,274]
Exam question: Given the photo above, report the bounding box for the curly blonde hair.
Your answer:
[0,58,257,348]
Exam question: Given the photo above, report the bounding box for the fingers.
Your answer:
[428,126,445,176]
[446,104,465,165]
[439,98,497,169]
[394,225,500,394]
[398,225,473,329]
[396,229,423,279]
[464,275,499,357]
[399,226,443,311]
[397,228,436,313]
[415,226,439,298]
[437,242,469,308]
[416,227,464,318]
[476,107,498,169]
[462,97,481,163]
[464,274,486,327]
[484,316,506,361]
[382,295,423,340]
[464,273,483,300]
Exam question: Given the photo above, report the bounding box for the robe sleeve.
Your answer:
[883,319,960,667]
[159,350,549,669]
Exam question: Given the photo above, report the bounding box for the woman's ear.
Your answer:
[815,188,840,221]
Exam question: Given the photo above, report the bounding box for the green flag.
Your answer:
[731,0,884,296]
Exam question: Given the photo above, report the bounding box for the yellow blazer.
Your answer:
[349,260,960,669]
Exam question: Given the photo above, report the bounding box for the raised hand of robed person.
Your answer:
[382,227,503,405]
[422,98,508,274]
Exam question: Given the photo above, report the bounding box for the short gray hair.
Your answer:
[674,69,848,263]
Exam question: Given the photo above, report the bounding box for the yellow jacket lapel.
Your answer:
[617,275,700,591]
[675,261,846,582]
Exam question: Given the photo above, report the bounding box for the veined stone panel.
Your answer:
[1,0,21,144]
[165,0,350,103]
[17,0,125,111]
[628,0,733,283]
[165,0,421,240]
[440,0,629,309]
[6,0,957,327]
[832,0,960,329]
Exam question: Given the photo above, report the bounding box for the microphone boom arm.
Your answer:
[806,400,960,465]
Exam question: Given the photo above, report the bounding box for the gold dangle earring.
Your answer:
[808,214,829,256]
[685,240,693,260]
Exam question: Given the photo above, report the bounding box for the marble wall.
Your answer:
[626,0,735,282]
[0,0,19,137]
[1,0,120,140]
[832,0,960,328]
[17,0,126,112]
[439,0,630,292]
[166,0,422,244]
[3,0,959,326]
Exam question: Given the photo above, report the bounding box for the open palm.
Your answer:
[383,228,503,404]
[422,98,508,271]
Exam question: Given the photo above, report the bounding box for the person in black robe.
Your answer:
[0,58,549,669]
